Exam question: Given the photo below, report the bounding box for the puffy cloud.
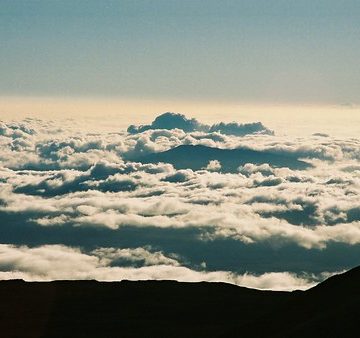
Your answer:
[1,119,358,172]
[0,117,359,286]
[92,247,180,267]
[208,121,274,136]
[1,148,359,250]
[162,169,195,183]
[3,181,360,250]
[0,244,321,290]
[128,112,207,134]
[204,160,222,172]
[128,112,274,136]
[232,272,316,291]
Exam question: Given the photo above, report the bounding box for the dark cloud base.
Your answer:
[1,211,359,275]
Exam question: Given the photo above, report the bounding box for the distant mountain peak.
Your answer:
[133,144,311,172]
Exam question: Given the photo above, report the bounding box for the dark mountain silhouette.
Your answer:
[1,267,359,338]
[134,144,311,172]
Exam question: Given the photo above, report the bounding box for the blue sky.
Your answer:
[1,0,360,104]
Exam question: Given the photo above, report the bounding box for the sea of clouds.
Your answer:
[0,113,359,290]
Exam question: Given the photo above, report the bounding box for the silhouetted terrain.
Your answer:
[1,267,359,338]
[135,144,311,172]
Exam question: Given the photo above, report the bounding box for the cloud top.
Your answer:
[127,112,274,136]
[0,117,359,290]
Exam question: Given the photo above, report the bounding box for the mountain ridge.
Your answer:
[0,267,359,337]
[132,144,311,172]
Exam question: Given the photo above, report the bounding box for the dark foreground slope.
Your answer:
[0,267,359,338]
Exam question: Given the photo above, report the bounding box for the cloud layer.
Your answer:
[0,115,359,289]
[0,244,322,291]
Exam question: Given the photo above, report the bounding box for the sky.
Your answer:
[1,0,360,104]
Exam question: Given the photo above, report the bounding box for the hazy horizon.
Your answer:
[1,1,360,104]
[1,96,359,137]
